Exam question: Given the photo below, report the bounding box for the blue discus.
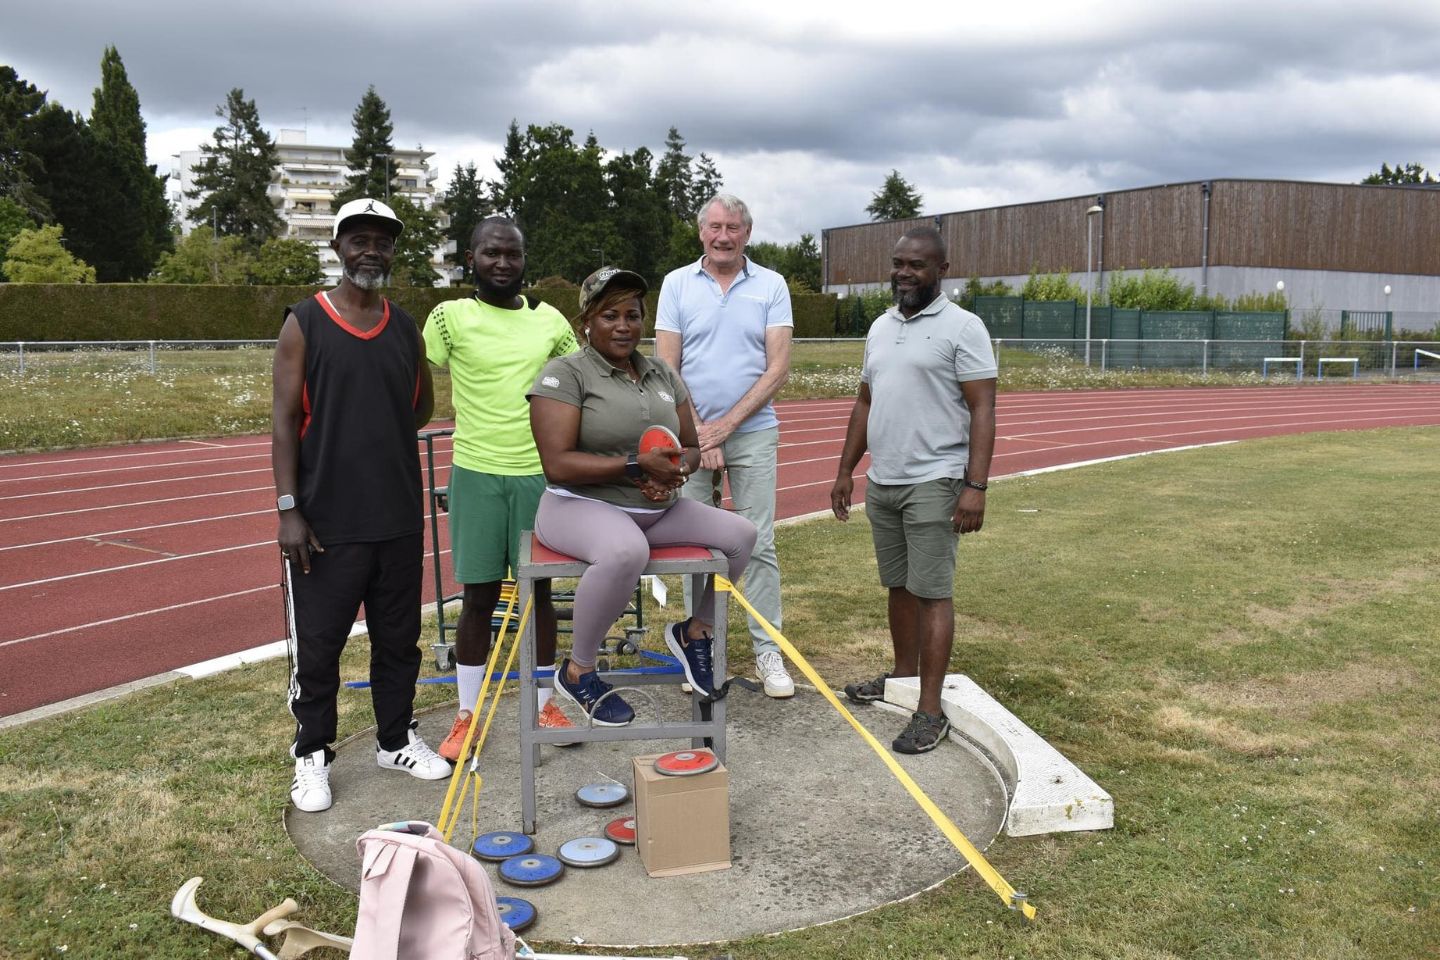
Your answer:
[498,853,564,887]
[495,896,537,933]
[472,831,534,862]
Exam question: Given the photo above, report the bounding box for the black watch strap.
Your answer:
[624,452,644,480]
[962,478,988,491]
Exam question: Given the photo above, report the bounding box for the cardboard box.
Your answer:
[631,753,731,877]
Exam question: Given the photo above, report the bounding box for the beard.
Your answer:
[892,278,939,311]
[344,262,390,291]
[475,272,524,301]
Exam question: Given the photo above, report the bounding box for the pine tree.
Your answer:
[440,162,488,265]
[489,120,525,216]
[690,152,723,216]
[865,170,923,222]
[0,65,52,222]
[30,102,118,276]
[385,194,445,287]
[87,47,172,280]
[653,127,693,218]
[332,86,396,208]
[188,88,282,244]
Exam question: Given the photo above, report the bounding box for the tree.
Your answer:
[440,162,488,267]
[188,88,282,244]
[489,120,525,216]
[88,46,171,279]
[250,237,324,285]
[0,196,35,281]
[1361,161,1437,185]
[151,229,254,284]
[332,86,396,209]
[746,234,821,292]
[653,126,693,219]
[0,65,51,222]
[605,146,669,281]
[385,194,444,287]
[690,152,723,214]
[3,224,96,282]
[866,170,923,221]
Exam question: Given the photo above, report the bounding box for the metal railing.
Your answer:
[989,338,1440,379]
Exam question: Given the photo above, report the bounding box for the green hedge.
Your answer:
[0,283,840,341]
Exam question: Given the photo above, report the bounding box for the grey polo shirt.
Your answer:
[528,345,689,510]
[861,294,997,485]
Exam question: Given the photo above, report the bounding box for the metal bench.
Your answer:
[514,531,730,834]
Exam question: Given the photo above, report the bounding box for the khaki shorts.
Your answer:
[448,466,545,583]
[864,476,962,599]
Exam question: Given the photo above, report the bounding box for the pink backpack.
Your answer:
[353,821,516,960]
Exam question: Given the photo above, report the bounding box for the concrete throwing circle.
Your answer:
[288,687,1007,947]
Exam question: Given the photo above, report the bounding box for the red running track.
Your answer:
[3,384,1438,718]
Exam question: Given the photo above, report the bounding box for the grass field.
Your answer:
[2,340,1414,453]
[2,428,1436,958]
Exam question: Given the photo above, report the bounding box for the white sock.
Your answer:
[538,665,556,710]
[456,663,485,716]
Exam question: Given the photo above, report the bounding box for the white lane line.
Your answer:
[0,438,270,470]
[0,467,271,502]
[1003,405,1435,441]
[0,586,273,649]
[179,440,228,448]
[0,541,271,593]
[0,452,271,484]
[0,509,273,552]
[0,486,273,523]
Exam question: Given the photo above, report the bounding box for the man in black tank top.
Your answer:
[272,198,448,813]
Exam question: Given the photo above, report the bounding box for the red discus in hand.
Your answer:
[639,424,682,464]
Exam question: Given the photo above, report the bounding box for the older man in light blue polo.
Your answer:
[655,193,794,699]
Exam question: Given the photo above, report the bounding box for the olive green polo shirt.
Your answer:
[527,346,690,509]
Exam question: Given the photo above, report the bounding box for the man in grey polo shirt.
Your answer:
[656,193,795,699]
[829,225,997,754]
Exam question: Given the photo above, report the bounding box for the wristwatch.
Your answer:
[277,494,297,511]
[623,453,644,480]
[962,479,988,492]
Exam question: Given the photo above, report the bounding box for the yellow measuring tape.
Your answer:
[716,576,1038,921]
[435,595,532,842]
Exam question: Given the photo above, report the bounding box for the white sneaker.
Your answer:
[376,729,451,781]
[756,651,795,699]
[291,750,332,812]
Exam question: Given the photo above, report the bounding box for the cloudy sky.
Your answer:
[5,0,1440,243]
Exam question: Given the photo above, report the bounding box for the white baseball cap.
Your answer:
[332,198,405,239]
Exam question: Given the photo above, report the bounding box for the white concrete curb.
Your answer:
[885,674,1113,836]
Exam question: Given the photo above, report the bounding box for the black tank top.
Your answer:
[288,292,424,544]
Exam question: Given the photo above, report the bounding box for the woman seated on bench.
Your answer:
[527,267,757,726]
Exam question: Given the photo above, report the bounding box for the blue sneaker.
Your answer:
[665,619,714,697]
[554,658,634,727]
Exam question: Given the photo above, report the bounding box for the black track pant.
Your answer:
[288,533,423,759]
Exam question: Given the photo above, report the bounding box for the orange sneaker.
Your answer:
[538,700,579,748]
[438,710,474,762]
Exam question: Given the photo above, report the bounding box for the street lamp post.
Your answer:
[1085,204,1103,366]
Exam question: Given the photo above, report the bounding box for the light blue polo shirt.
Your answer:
[654,256,793,433]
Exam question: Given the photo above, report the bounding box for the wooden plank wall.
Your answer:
[823,180,1440,286]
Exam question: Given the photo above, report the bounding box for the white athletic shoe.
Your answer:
[291,750,332,813]
[756,651,795,699]
[376,729,451,781]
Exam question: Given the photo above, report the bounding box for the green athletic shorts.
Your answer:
[447,466,545,583]
[864,476,962,599]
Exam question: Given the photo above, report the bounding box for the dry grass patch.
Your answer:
[1190,662,1414,712]
[1152,704,1312,757]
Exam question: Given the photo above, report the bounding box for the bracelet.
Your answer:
[962,478,988,491]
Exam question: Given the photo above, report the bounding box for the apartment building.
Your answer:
[170,129,455,285]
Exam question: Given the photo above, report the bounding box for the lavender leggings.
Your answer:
[533,491,758,668]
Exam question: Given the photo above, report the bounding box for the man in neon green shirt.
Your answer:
[423,217,579,759]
